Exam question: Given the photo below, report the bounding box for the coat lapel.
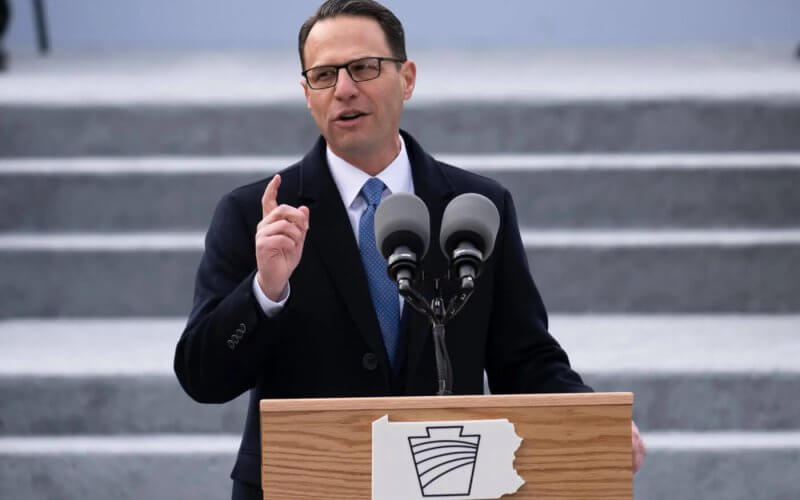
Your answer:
[297,138,393,381]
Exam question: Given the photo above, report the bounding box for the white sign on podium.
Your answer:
[372,415,525,499]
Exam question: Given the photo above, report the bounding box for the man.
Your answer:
[174,1,645,498]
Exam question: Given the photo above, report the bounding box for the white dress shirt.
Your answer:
[252,135,414,316]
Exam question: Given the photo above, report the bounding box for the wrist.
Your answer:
[257,274,287,302]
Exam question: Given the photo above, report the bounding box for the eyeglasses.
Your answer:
[302,56,406,90]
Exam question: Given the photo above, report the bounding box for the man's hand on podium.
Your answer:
[632,420,647,473]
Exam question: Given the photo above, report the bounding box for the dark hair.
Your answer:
[298,0,407,70]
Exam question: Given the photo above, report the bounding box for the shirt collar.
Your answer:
[326,135,414,209]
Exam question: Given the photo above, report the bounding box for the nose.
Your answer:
[333,66,359,99]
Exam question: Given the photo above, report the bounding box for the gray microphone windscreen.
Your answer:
[374,193,430,259]
[439,193,500,259]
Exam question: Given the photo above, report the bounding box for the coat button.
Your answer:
[362,353,378,371]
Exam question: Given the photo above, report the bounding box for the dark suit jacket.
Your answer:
[174,130,591,489]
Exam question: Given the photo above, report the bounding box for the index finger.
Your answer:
[262,174,281,217]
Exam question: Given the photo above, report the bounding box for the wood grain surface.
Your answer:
[260,393,633,499]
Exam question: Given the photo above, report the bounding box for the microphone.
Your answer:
[439,193,500,290]
[374,193,430,288]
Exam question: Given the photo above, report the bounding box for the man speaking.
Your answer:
[174,1,645,498]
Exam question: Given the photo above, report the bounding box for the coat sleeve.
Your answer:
[174,189,286,403]
[485,190,593,394]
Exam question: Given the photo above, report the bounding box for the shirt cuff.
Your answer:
[252,275,290,317]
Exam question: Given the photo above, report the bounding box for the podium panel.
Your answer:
[260,393,632,499]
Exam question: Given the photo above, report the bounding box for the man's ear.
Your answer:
[301,79,312,109]
[400,60,417,101]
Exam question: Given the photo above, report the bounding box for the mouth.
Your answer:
[334,111,368,123]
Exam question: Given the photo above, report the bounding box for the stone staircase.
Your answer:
[1,49,799,499]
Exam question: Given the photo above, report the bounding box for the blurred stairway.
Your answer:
[1,48,799,499]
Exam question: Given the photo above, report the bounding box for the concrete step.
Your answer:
[2,48,799,156]
[4,48,799,105]
[2,153,799,231]
[6,372,798,435]
[1,230,798,316]
[633,432,800,500]
[1,316,797,435]
[0,236,201,317]
[0,374,248,435]
[0,432,798,500]
[3,99,800,157]
[0,434,237,500]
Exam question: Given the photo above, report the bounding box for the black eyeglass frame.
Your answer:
[302,56,407,90]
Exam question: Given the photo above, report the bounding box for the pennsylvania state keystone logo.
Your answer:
[408,426,480,497]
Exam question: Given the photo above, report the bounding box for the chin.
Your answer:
[330,134,374,156]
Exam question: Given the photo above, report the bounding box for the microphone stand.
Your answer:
[396,275,476,396]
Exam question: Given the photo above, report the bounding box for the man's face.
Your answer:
[302,15,416,168]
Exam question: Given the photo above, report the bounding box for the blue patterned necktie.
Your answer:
[358,177,401,369]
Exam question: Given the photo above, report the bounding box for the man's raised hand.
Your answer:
[255,175,310,301]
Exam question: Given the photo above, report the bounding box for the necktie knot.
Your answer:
[361,177,385,207]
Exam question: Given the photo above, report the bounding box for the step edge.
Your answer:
[3,229,800,250]
[1,431,799,454]
[3,152,800,174]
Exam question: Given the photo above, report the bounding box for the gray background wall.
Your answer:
[5,0,800,50]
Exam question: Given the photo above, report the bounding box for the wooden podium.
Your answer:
[260,392,633,499]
